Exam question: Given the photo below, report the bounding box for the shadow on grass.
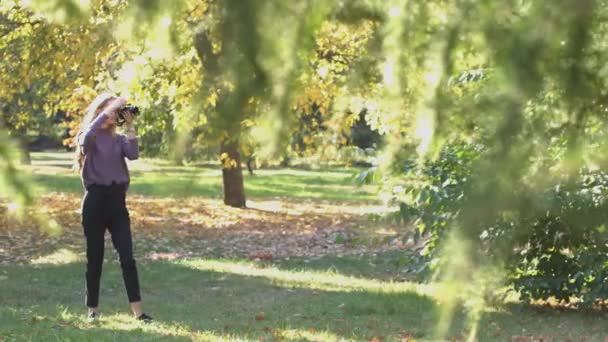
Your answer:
[1,309,192,342]
[3,256,608,341]
[275,251,425,282]
[30,170,375,202]
[0,259,446,341]
[30,172,222,198]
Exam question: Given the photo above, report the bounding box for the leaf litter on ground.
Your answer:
[0,192,410,266]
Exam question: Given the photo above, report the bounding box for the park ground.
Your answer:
[1,152,607,341]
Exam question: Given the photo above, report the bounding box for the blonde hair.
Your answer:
[74,93,116,171]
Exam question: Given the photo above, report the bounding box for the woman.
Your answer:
[75,93,152,323]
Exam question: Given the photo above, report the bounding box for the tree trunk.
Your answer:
[280,154,290,167]
[221,140,246,208]
[18,136,30,165]
[246,157,255,176]
[163,113,184,166]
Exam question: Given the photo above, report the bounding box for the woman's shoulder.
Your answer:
[115,133,130,142]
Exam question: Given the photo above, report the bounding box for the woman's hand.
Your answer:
[123,111,136,124]
[123,115,137,139]
[104,97,128,118]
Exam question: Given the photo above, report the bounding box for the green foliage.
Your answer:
[134,99,174,158]
[382,139,608,306]
[388,142,480,253]
[0,129,34,209]
[508,171,608,306]
[4,0,608,330]
[338,1,608,326]
[0,1,114,121]
[349,110,382,150]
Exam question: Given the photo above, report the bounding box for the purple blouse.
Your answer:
[77,113,139,190]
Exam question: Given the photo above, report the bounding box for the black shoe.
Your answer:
[136,313,153,323]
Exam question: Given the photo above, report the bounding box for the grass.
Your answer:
[2,254,608,341]
[27,151,378,202]
[3,151,608,341]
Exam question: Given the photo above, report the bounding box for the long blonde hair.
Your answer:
[74,93,115,171]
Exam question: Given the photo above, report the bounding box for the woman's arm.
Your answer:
[77,113,108,154]
[120,124,139,160]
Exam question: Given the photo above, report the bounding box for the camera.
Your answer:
[116,105,139,126]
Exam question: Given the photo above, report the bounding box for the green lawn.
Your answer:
[28,151,378,202]
[2,254,607,341]
[2,152,608,341]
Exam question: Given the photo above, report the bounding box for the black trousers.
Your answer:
[81,183,141,308]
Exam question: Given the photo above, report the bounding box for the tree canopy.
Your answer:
[3,0,608,338]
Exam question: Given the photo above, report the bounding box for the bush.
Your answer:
[377,142,608,306]
[388,142,480,253]
[508,172,608,306]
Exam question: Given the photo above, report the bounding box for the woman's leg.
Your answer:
[107,197,142,315]
[82,190,106,309]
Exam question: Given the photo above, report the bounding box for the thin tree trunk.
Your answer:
[18,135,30,165]
[246,157,255,176]
[221,140,246,208]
